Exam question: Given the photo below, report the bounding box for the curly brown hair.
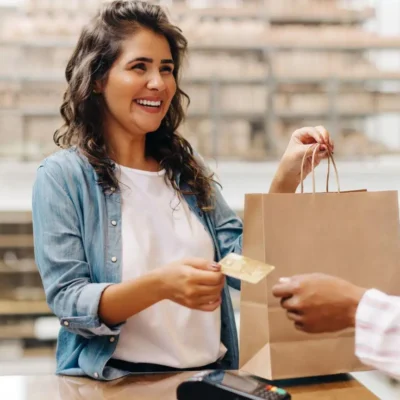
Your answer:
[54,0,216,210]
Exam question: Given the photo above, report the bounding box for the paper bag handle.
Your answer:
[300,144,341,194]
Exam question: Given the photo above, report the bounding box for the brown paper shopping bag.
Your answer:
[239,147,400,380]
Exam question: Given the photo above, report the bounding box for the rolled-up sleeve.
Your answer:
[32,163,122,338]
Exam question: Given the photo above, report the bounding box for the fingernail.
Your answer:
[211,262,221,270]
[279,277,291,283]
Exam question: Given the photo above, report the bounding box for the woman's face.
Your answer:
[100,28,177,137]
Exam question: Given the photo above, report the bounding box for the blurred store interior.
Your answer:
[1,1,400,396]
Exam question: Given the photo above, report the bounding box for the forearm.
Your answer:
[269,171,299,194]
[99,271,165,326]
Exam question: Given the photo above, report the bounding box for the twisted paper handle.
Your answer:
[300,144,341,194]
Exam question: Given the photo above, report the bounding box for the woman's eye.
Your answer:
[132,63,146,71]
[160,66,173,74]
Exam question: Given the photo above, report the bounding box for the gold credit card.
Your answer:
[219,253,275,284]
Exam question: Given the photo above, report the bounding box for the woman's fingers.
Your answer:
[294,127,323,145]
[197,297,222,312]
[315,126,334,150]
[294,126,333,153]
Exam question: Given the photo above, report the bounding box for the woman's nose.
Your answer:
[147,73,166,91]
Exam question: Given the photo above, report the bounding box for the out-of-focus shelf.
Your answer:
[3,39,400,52]
[188,111,380,120]
[276,111,374,120]
[0,234,33,248]
[183,77,267,85]
[0,322,34,339]
[0,211,32,224]
[2,106,400,120]
[0,300,51,316]
[0,322,57,340]
[269,10,375,25]
[188,111,266,120]
[0,266,37,274]
[274,72,400,84]
[4,72,400,86]
[23,347,55,358]
[185,73,400,85]
[189,41,400,52]
[0,109,59,117]
[167,6,375,24]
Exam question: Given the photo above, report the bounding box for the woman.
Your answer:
[32,0,333,381]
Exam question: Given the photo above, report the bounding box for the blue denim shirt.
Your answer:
[32,148,243,381]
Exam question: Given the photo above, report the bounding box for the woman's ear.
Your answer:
[93,80,104,94]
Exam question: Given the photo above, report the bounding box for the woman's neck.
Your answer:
[106,131,159,172]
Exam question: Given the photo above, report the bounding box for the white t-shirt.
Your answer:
[112,165,227,368]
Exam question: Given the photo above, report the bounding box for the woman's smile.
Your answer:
[133,96,164,114]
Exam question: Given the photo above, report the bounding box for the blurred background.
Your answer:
[1,0,400,382]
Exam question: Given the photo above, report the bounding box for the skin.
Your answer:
[272,274,367,333]
[95,28,336,326]
[269,126,333,193]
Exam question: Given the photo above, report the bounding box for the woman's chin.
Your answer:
[144,122,162,134]
[127,119,163,136]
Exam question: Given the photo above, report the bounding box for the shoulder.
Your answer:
[36,147,95,190]
[40,147,90,172]
[39,147,93,176]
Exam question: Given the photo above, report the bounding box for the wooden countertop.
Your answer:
[0,372,378,399]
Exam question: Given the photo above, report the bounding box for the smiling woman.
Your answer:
[31,0,333,382]
[94,29,178,173]
[54,1,201,201]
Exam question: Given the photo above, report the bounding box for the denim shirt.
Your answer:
[32,148,243,381]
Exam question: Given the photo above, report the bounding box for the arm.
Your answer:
[33,164,120,338]
[99,259,225,326]
[98,275,164,326]
[33,163,165,336]
[355,289,400,380]
[33,164,225,332]
[269,126,334,194]
[272,275,400,379]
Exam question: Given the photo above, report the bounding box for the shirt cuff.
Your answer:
[356,288,388,326]
[61,283,124,336]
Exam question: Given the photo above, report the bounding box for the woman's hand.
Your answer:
[269,126,334,193]
[99,258,224,326]
[158,258,225,312]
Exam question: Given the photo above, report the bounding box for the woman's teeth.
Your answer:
[135,99,161,108]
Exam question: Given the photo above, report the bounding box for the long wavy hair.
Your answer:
[54,0,216,210]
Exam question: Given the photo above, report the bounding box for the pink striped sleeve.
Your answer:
[355,289,400,380]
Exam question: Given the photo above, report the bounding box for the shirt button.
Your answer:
[111,220,117,226]
[109,337,115,343]
[63,321,69,327]
[110,187,116,192]
[111,256,117,263]
[94,372,99,379]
